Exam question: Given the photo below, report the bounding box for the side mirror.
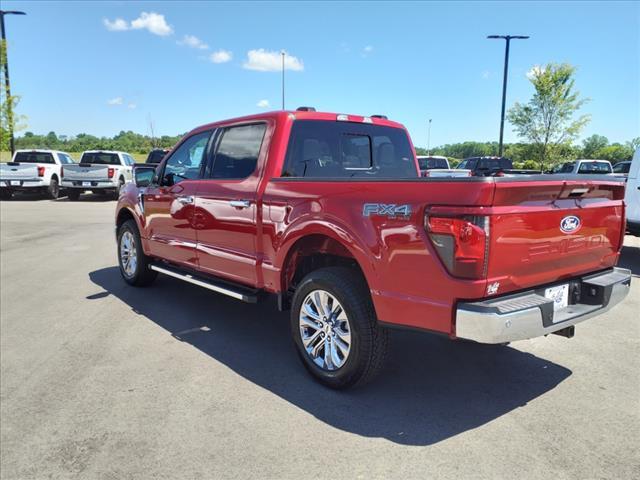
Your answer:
[134,166,156,188]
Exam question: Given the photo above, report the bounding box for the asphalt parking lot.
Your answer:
[1,197,639,480]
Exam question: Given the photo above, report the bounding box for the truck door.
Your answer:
[194,122,269,287]
[142,130,213,269]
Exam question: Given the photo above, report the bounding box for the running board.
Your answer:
[149,264,259,303]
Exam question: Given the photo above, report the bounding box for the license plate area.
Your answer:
[82,181,92,187]
[545,284,569,318]
[10,181,20,186]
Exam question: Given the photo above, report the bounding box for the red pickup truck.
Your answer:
[115,108,631,389]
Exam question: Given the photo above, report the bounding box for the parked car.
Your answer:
[61,150,136,200]
[115,108,631,389]
[612,160,631,179]
[456,156,539,176]
[145,148,170,164]
[552,159,613,175]
[624,150,640,236]
[417,155,471,177]
[0,149,75,200]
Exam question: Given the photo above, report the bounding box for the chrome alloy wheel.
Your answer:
[120,231,138,278]
[299,290,352,371]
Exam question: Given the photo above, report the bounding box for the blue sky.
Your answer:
[3,1,639,148]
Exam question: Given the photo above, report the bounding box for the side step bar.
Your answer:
[150,264,259,303]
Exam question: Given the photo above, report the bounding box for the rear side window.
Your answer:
[211,124,266,179]
[14,152,55,164]
[80,153,120,165]
[578,161,612,174]
[57,153,75,164]
[122,154,136,166]
[282,120,417,178]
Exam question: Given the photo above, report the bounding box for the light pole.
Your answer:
[487,34,529,156]
[281,50,285,110]
[427,118,432,155]
[0,10,26,156]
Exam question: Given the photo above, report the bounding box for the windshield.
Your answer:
[80,152,120,165]
[418,157,448,170]
[613,162,630,174]
[282,120,417,179]
[578,161,612,174]
[13,152,55,164]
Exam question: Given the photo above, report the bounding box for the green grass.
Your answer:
[1,152,147,163]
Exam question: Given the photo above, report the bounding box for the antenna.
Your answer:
[147,113,156,148]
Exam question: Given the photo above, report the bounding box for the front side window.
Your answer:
[210,123,266,179]
[613,162,630,174]
[162,131,211,185]
[282,120,416,178]
[558,162,575,173]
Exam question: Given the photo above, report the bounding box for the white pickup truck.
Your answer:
[0,149,76,200]
[552,159,614,175]
[61,150,136,200]
[417,155,471,178]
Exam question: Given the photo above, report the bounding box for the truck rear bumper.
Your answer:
[61,180,116,189]
[1,179,45,188]
[456,267,631,344]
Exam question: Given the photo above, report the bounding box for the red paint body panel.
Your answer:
[116,110,627,336]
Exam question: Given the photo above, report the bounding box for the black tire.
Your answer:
[114,177,125,199]
[290,267,388,389]
[117,219,157,287]
[67,189,81,201]
[47,177,60,199]
[0,189,13,200]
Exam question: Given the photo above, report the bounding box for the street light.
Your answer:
[427,118,432,155]
[281,50,285,110]
[487,34,529,156]
[0,10,26,156]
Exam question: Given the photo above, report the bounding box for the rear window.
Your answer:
[613,162,630,174]
[418,157,448,170]
[477,158,512,170]
[578,161,612,174]
[282,120,417,179]
[80,152,120,165]
[14,152,55,164]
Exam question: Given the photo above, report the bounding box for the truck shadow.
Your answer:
[619,244,640,277]
[89,267,572,446]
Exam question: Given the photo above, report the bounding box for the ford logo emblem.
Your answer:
[560,215,581,234]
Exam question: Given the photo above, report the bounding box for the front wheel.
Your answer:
[290,267,388,389]
[117,219,157,286]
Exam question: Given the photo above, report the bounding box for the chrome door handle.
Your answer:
[177,195,194,204]
[229,199,251,209]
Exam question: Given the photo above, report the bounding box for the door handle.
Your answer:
[177,195,194,205]
[229,199,251,209]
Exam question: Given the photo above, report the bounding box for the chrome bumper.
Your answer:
[456,267,632,344]
[61,180,117,189]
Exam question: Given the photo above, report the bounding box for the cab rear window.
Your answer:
[14,152,54,164]
[282,120,417,179]
[578,162,612,174]
[80,153,120,165]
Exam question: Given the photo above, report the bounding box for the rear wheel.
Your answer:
[290,267,388,389]
[67,189,81,201]
[117,219,157,286]
[0,189,13,200]
[47,177,60,199]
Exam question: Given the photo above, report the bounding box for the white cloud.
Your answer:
[210,49,232,63]
[178,34,209,50]
[103,18,128,31]
[257,99,270,108]
[104,12,173,36]
[362,45,374,57]
[107,97,123,106]
[527,65,544,80]
[243,49,304,72]
[127,103,137,109]
[481,70,490,79]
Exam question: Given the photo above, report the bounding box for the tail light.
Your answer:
[37,166,45,177]
[60,166,64,178]
[425,213,490,279]
[423,171,430,177]
[108,168,115,178]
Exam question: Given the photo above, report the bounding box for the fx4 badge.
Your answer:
[363,203,411,218]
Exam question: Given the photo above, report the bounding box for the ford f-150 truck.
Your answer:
[0,149,76,200]
[115,109,631,389]
[62,150,136,200]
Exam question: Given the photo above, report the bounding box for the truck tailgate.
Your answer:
[487,178,625,292]
[0,163,39,180]
[63,164,111,181]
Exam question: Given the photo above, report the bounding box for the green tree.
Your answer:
[582,134,609,158]
[507,63,590,171]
